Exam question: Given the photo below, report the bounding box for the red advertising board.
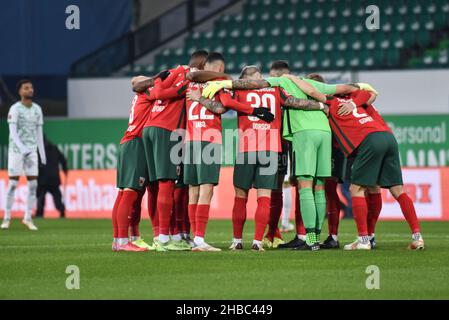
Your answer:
[1,168,448,220]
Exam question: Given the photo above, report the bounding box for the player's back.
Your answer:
[121,92,153,144]
[185,82,223,143]
[328,96,390,156]
[145,76,188,132]
[234,87,283,152]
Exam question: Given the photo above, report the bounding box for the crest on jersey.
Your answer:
[139,177,146,187]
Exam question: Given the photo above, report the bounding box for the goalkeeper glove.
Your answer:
[202,80,233,99]
[252,108,274,123]
[357,83,378,95]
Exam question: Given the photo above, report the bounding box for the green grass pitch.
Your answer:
[1,219,448,299]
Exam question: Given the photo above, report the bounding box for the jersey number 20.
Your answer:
[246,93,276,121]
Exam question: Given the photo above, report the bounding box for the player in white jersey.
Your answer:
[1,80,46,231]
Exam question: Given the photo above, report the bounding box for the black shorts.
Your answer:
[278,139,289,176]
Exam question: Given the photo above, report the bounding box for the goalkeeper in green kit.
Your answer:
[202,61,357,250]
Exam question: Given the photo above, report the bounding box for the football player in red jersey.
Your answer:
[135,50,241,251]
[226,65,328,251]
[327,89,425,250]
[112,73,179,252]
[184,53,275,251]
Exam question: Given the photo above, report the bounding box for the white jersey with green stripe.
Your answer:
[7,101,44,153]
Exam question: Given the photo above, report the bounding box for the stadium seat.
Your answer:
[151,0,449,73]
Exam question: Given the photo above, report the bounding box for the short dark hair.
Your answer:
[206,52,225,64]
[239,65,261,79]
[190,49,209,60]
[270,60,290,71]
[16,79,32,94]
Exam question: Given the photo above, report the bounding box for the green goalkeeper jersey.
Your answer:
[266,77,337,140]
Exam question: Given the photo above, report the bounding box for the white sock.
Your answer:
[233,238,242,244]
[369,233,375,240]
[194,236,205,245]
[118,238,128,245]
[25,180,37,221]
[158,234,170,243]
[297,234,306,241]
[412,232,422,241]
[252,240,261,246]
[130,236,140,242]
[113,238,118,243]
[331,234,338,241]
[358,235,370,244]
[172,233,182,241]
[4,180,18,221]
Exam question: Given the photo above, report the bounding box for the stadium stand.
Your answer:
[145,0,449,73]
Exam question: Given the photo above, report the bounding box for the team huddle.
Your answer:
[111,50,425,252]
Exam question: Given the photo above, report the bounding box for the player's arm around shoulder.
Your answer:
[187,86,227,114]
[282,74,327,102]
[282,91,326,112]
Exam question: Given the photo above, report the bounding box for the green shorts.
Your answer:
[142,126,182,182]
[233,151,278,190]
[292,130,332,178]
[117,137,148,190]
[351,131,403,188]
[184,141,221,185]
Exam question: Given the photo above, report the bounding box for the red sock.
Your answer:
[188,204,197,236]
[397,193,421,233]
[325,179,341,236]
[352,196,369,236]
[367,193,382,235]
[254,197,271,241]
[147,183,159,237]
[130,190,144,237]
[232,197,247,239]
[294,186,306,236]
[266,190,283,240]
[117,191,138,238]
[157,180,175,236]
[172,187,186,235]
[182,189,190,234]
[112,190,123,238]
[169,200,177,235]
[195,204,210,238]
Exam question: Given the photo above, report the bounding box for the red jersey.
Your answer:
[328,93,391,156]
[144,74,189,132]
[366,104,392,133]
[234,87,288,152]
[185,82,254,144]
[120,91,154,144]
